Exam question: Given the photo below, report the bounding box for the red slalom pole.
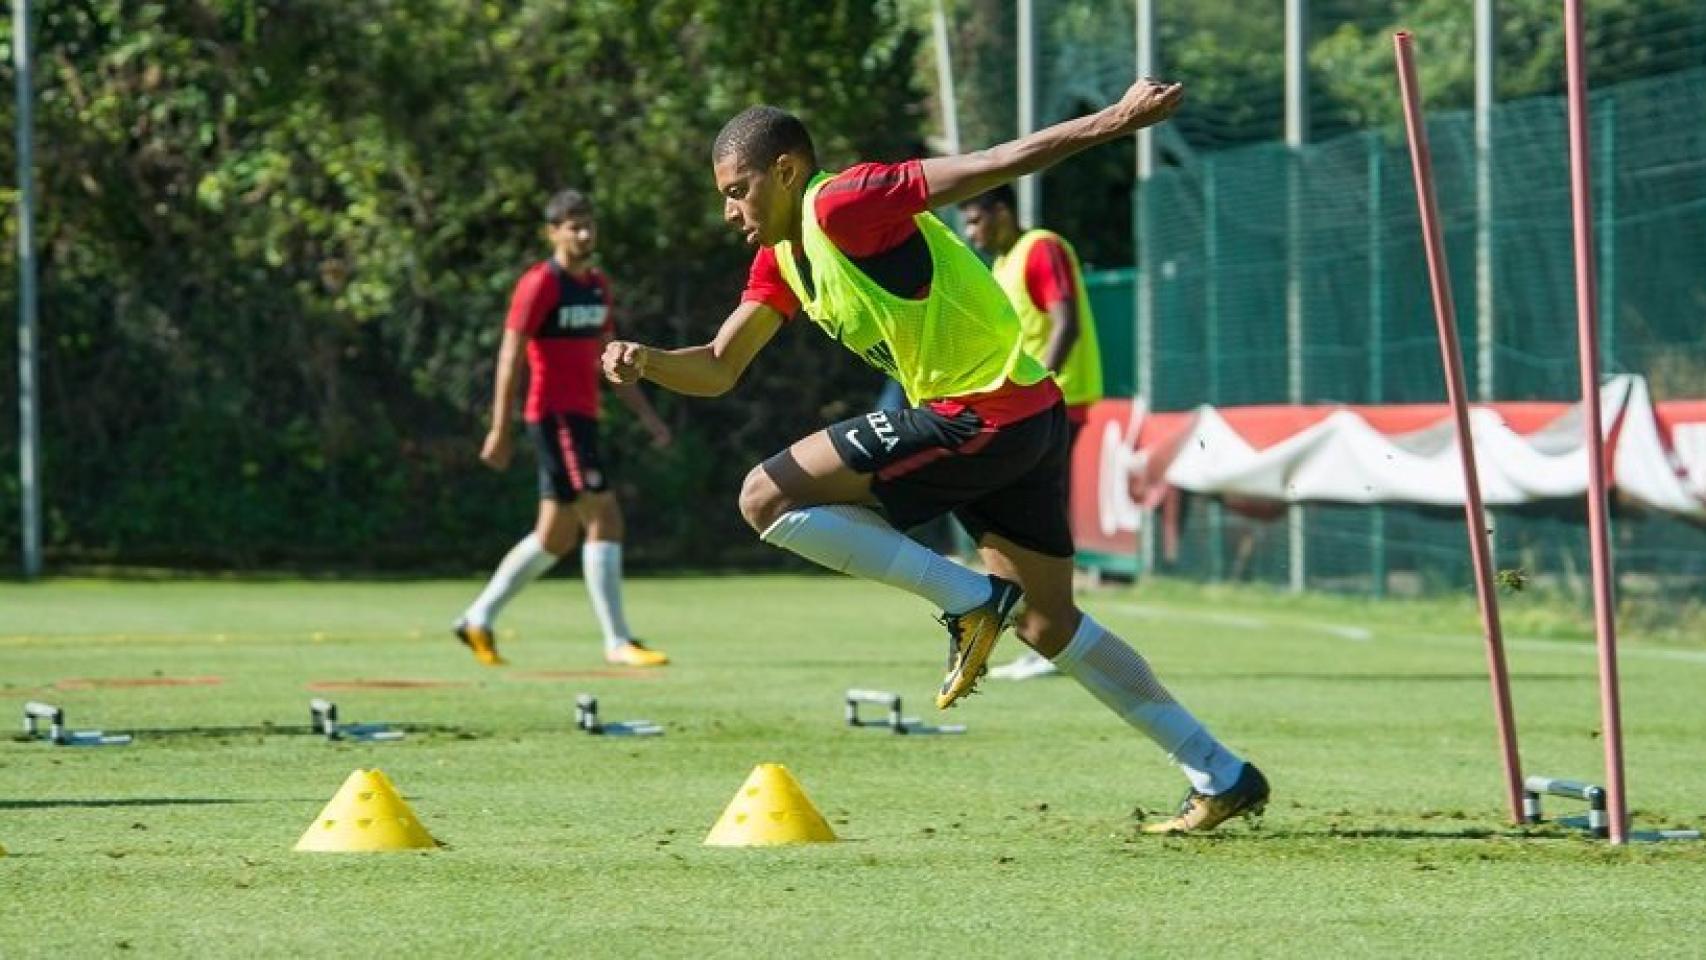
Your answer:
[1393,31,1525,826]
[1563,0,1628,844]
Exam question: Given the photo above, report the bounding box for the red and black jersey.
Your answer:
[1017,235,1086,424]
[1019,235,1076,312]
[741,160,936,317]
[740,160,1059,427]
[505,259,615,421]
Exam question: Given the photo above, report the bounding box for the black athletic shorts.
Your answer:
[526,413,610,502]
[824,402,1074,558]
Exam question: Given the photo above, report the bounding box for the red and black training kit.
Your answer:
[818,402,1075,558]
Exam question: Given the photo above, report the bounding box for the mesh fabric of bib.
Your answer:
[775,173,1048,406]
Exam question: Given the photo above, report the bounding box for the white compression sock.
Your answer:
[1052,614,1246,795]
[582,540,631,651]
[463,532,560,627]
[760,505,990,614]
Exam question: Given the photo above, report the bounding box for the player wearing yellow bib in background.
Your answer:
[603,79,1268,833]
[959,185,1104,681]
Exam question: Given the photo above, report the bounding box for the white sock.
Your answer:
[582,540,631,651]
[760,505,990,614]
[463,532,560,627]
[1052,614,1246,794]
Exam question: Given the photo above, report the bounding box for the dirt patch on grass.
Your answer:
[306,679,472,690]
[505,669,666,682]
[55,676,224,690]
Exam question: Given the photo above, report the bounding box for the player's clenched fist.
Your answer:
[1106,78,1183,135]
[478,427,514,471]
[603,340,648,385]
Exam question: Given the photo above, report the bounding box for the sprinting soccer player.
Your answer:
[959,184,1104,682]
[454,189,674,669]
[603,79,1267,832]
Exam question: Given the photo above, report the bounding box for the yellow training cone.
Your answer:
[704,763,837,847]
[294,768,437,853]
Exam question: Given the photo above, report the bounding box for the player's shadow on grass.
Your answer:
[1131,826,1521,845]
[1252,826,1576,841]
[7,723,470,742]
[1201,673,1585,684]
[0,797,287,811]
[1303,826,1506,840]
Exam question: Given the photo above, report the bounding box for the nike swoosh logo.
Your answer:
[844,429,871,459]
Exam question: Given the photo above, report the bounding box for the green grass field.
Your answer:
[3,574,1704,957]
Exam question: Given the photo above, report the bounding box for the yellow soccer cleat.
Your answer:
[1141,763,1270,835]
[934,575,1024,710]
[453,620,508,667]
[605,640,670,667]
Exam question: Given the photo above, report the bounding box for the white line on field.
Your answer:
[1111,605,1267,629]
[1318,624,1375,642]
[1498,636,1706,665]
[1102,601,1366,641]
[1098,601,1706,665]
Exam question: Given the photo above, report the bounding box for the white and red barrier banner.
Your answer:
[1071,375,1706,549]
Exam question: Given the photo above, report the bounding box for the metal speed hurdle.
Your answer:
[1523,776,1701,842]
[20,701,131,746]
[1524,777,1609,838]
[844,689,964,736]
[18,698,410,746]
[308,698,406,743]
[574,694,662,737]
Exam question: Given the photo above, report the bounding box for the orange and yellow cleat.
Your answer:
[453,620,508,667]
[1142,763,1271,834]
[935,575,1024,709]
[605,640,670,667]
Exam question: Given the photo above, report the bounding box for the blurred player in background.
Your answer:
[959,184,1104,680]
[454,189,674,668]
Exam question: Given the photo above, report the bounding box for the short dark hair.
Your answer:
[958,184,1017,214]
[544,189,594,225]
[712,106,817,170]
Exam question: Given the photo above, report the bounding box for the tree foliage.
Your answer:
[925,0,1705,265]
[0,0,922,568]
[1312,0,1706,130]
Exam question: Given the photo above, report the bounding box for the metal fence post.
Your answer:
[1017,0,1039,225]
[1368,133,1387,597]
[1204,157,1224,581]
[1598,96,1617,370]
[14,0,42,580]
[1475,0,1497,402]
[1135,0,1157,576]
[1285,0,1309,592]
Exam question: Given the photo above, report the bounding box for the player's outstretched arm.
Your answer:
[921,78,1183,208]
[603,300,783,398]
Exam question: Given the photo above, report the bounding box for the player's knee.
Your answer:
[738,465,788,534]
[538,526,577,556]
[581,490,619,522]
[1015,603,1078,657]
[535,502,581,555]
